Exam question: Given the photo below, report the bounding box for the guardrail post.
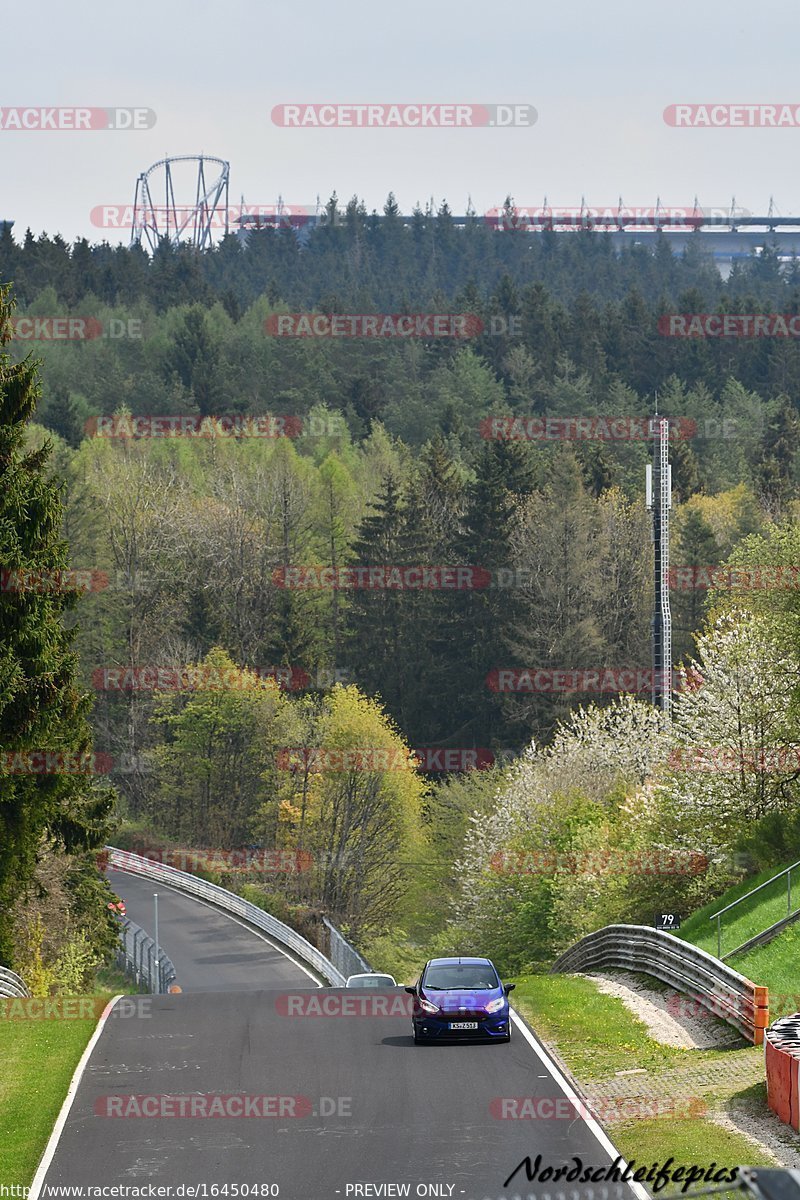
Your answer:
[135,928,144,985]
[789,870,792,917]
[716,912,722,959]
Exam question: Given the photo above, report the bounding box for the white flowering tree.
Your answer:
[450,697,668,966]
[664,608,800,851]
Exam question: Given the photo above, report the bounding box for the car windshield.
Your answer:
[349,976,394,988]
[423,964,499,990]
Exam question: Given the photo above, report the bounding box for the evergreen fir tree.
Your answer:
[0,286,113,963]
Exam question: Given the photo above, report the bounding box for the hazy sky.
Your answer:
[3,0,800,244]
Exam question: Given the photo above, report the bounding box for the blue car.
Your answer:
[405,956,515,1043]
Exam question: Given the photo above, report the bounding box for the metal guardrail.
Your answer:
[722,908,800,962]
[551,923,769,1044]
[710,859,800,958]
[116,916,177,994]
[0,966,30,998]
[323,916,372,980]
[107,846,346,986]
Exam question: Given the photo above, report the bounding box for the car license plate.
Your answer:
[449,1021,478,1030]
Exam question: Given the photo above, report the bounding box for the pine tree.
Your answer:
[448,441,532,748]
[669,435,701,501]
[0,286,113,963]
[44,386,82,448]
[346,474,418,731]
[165,306,223,415]
[673,507,719,661]
[758,395,799,511]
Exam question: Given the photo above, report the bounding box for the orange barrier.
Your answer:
[754,986,770,1045]
[765,1016,800,1130]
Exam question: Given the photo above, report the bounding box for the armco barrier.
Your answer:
[0,966,30,998]
[551,923,769,1044]
[107,846,346,985]
[765,1015,800,1130]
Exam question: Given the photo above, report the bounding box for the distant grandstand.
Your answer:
[234,204,800,272]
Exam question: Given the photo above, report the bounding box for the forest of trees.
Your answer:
[4,204,800,983]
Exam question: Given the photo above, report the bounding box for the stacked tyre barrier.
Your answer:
[765,1014,800,1129]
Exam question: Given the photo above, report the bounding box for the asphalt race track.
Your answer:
[105,869,317,991]
[33,869,642,1200]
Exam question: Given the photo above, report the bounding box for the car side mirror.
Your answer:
[504,983,516,994]
[404,986,416,995]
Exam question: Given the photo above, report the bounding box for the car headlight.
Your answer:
[485,996,506,1014]
[419,998,439,1014]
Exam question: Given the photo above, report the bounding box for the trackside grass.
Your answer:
[679,862,800,958]
[610,1117,774,1180]
[0,979,129,1188]
[0,1016,98,1186]
[678,862,800,1019]
[511,975,776,1169]
[734,924,800,1019]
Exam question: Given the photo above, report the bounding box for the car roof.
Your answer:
[346,972,394,979]
[425,957,494,967]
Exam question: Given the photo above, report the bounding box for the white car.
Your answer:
[345,972,397,988]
